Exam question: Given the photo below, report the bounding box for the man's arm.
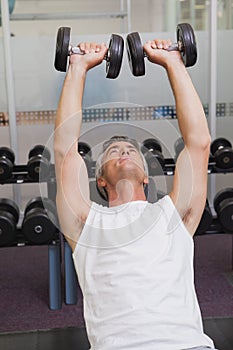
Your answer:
[144,39,211,237]
[54,42,107,251]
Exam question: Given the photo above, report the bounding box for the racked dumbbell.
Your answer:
[174,137,185,162]
[0,198,19,246]
[211,137,233,170]
[145,183,166,203]
[0,147,15,181]
[214,188,233,233]
[78,142,93,177]
[195,199,213,235]
[157,190,166,200]
[141,138,165,176]
[22,197,59,244]
[89,179,108,206]
[126,23,197,76]
[54,27,124,79]
[27,145,51,181]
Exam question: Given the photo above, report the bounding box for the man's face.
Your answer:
[100,141,147,184]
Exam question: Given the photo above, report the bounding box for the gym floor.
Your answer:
[0,318,233,350]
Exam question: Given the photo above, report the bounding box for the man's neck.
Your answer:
[107,180,147,207]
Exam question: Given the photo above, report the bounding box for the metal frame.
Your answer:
[1,0,20,205]
[8,0,132,32]
[208,0,218,206]
[9,11,128,21]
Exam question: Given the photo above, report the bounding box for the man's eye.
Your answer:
[110,149,117,154]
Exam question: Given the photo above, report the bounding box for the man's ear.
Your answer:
[143,175,149,185]
[97,177,107,189]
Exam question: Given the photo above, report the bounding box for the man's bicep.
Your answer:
[169,146,209,235]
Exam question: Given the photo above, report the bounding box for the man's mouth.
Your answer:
[118,156,131,164]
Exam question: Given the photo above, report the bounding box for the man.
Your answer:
[54,39,218,349]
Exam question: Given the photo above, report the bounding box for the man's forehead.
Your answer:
[104,140,139,152]
[107,141,137,147]
[103,138,140,152]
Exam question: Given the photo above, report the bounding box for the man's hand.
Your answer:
[143,39,183,69]
[69,42,108,72]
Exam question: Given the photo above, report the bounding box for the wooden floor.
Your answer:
[0,317,232,350]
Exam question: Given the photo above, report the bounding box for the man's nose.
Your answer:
[121,148,130,156]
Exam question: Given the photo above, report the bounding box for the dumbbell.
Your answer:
[27,145,51,181]
[214,188,233,233]
[174,137,185,162]
[141,138,165,176]
[126,23,197,76]
[0,198,19,247]
[157,190,166,200]
[78,142,93,177]
[54,27,124,79]
[195,200,213,235]
[0,147,15,181]
[210,137,233,170]
[22,197,59,244]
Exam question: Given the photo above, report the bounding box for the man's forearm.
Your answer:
[166,62,211,148]
[54,66,87,155]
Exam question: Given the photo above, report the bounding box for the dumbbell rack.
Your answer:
[0,163,62,311]
[159,156,233,236]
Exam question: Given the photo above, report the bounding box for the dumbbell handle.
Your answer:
[166,42,181,51]
[69,45,109,61]
[143,42,183,61]
[144,41,182,56]
[69,46,84,54]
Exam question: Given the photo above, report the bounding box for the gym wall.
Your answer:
[0,0,164,36]
[0,8,232,211]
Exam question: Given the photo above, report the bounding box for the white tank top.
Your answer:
[72,195,215,350]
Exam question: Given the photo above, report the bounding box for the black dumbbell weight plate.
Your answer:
[23,197,58,244]
[215,148,233,169]
[142,138,162,153]
[22,208,58,244]
[106,34,124,79]
[28,145,51,162]
[33,197,58,228]
[25,197,57,217]
[0,211,17,246]
[214,188,233,213]
[0,198,19,222]
[177,23,197,67]
[142,138,164,176]
[144,151,165,176]
[157,190,166,200]
[211,138,232,156]
[211,138,233,169]
[217,198,233,232]
[78,142,92,158]
[54,27,71,72]
[28,158,50,180]
[78,142,93,177]
[126,32,145,77]
[0,199,19,246]
[195,200,213,235]
[174,137,184,156]
[214,188,233,232]
[28,145,51,180]
[0,147,15,181]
